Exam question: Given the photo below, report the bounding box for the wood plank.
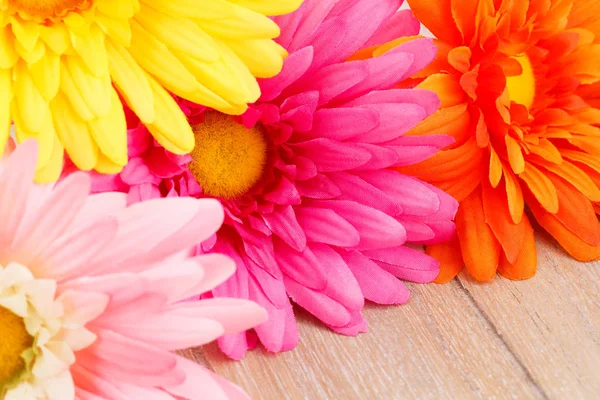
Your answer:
[199,279,544,399]
[459,233,600,399]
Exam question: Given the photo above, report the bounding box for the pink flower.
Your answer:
[1,140,265,399]
[87,0,458,359]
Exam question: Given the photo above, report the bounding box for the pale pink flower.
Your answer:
[88,0,458,359]
[1,141,265,399]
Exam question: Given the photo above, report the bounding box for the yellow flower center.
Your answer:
[505,54,536,109]
[7,0,90,18]
[0,306,33,385]
[189,111,268,199]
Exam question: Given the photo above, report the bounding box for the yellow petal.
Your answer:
[134,7,219,62]
[94,152,124,174]
[105,39,154,123]
[51,94,99,171]
[34,134,64,183]
[59,63,95,121]
[87,88,128,167]
[226,0,303,15]
[10,17,41,52]
[227,38,285,78]
[13,62,49,133]
[71,24,109,77]
[15,36,45,64]
[40,24,71,55]
[14,104,54,168]
[64,55,112,117]
[97,0,140,19]
[0,26,19,69]
[0,69,12,156]
[29,52,60,102]
[94,12,132,47]
[145,76,194,154]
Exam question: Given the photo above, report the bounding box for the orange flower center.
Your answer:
[505,54,536,109]
[7,0,90,18]
[189,111,268,199]
[0,306,33,386]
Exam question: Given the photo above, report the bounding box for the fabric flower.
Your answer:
[0,140,266,399]
[0,0,302,182]
[88,0,458,359]
[387,0,600,282]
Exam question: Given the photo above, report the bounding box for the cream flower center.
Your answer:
[189,111,268,199]
[7,0,91,18]
[506,54,536,109]
[0,306,33,387]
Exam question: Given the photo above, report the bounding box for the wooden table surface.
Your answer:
[183,233,600,399]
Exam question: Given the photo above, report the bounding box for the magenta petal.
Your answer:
[308,107,379,141]
[309,200,407,249]
[365,9,421,47]
[274,239,327,291]
[262,205,307,252]
[359,170,441,216]
[329,310,368,336]
[295,206,360,247]
[284,276,352,328]
[260,46,314,102]
[329,171,400,216]
[397,217,436,242]
[348,103,427,143]
[312,244,364,311]
[363,246,440,283]
[292,138,372,172]
[341,250,410,304]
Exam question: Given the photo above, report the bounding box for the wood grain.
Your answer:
[188,234,599,399]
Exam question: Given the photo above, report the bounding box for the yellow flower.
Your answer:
[0,0,302,182]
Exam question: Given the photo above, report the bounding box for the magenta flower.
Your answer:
[87,0,458,359]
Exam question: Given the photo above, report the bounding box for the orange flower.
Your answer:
[390,0,600,282]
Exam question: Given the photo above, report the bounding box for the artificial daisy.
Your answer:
[0,0,302,182]
[391,0,600,282]
[87,0,458,359]
[0,140,266,399]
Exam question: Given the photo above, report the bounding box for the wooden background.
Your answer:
[183,232,600,399]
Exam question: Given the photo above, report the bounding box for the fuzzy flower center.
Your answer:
[7,0,90,18]
[0,306,33,386]
[505,54,536,109]
[189,111,268,199]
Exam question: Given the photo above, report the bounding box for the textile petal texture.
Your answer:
[0,0,302,182]
[397,0,600,282]
[0,140,266,399]
[86,0,458,359]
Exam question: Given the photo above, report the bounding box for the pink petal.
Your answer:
[308,107,379,141]
[329,171,400,216]
[260,46,314,102]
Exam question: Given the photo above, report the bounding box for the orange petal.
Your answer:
[550,174,600,246]
[498,216,537,280]
[503,166,525,224]
[427,235,464,284]
[456,188,501,281]
[489,147,503,187]
[505,135,525,174]
[519,162,559,213]
[481,181,526,264]
[407,0,462,45]
[408,103,471,143]
[417,73,466,108]
[529,197,600,262]
[439,168,483,202]
[540,159,600,202]
[529,139,563,163]
[397,136,483,182]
